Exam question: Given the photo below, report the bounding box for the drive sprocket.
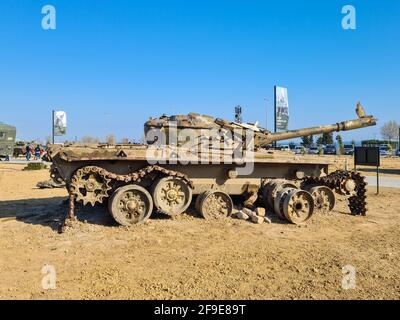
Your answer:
[70,166,112,206]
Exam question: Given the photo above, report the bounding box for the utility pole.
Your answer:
[52,110,55,144]
[273,86,277,134]
[273,86,277,148]
[264,98,268,130]
[398,126,400,150]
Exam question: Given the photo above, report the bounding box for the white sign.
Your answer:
[54,111,67,136]
[275,86,289,130]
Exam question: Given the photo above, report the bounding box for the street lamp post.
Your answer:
[52,110,55,144]
[264,98,268,130]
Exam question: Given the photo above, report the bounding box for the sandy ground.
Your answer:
[0,162,399,300]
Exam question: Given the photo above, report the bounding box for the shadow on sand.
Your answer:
[0,196,289,231]
[0,197,118,232]
[359,168,400,175]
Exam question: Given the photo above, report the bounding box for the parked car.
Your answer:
[280,144,291,152]
[324,144,337,155]
[396,149,400,157]
[344,144,354,155]
[294,146,303,154]
[379,145,391,157]
[308,146,319,155]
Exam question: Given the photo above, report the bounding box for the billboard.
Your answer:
[274,86,289,131]
[355,147,380,167]
[53,111,67,136]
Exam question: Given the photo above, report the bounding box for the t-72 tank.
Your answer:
[46,103,376,230]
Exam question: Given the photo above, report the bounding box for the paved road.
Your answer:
[0,160,45,165]
[0,160,53,166]
[365,175,400,189]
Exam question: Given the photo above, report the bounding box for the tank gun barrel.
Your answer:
[255,112,376,147]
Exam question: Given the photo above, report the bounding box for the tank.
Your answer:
[46,103,377,230]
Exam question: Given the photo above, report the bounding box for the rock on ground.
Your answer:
[251,215,264,224]
[235,211,249,220]
[255,207,266,217]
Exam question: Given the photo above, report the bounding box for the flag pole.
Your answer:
[274,86,277,134]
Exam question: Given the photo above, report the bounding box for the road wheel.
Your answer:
[308,186,335,213]
[274,187,296,220]
[283,189,314,224]
[151,176,192,216]
[108,184,153,226]
[264,180,297,208]
[197,190,233,219]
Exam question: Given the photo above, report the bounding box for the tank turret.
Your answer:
[144,103,376,149]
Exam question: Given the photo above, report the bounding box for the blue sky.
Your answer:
[0,0,399,143]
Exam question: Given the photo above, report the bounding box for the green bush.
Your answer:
[23,163,48,171]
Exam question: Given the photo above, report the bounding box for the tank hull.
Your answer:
[49,145,338,196]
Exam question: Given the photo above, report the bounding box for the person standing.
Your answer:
[35,145,41,160]
[25,144,31,161]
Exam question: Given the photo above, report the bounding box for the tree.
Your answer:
[301,135,314,148]
[45,135,52,145]
[318,145,324,155]
[336,134,345,155]
[106,134,116,145]
[316,132,334,146]
[301,136,310,147]
[81,136,99,144]
[380,121,399,142]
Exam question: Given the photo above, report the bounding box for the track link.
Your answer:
[303,170,368,216]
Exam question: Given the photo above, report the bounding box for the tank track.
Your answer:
[70,164,194,202]
[303,170,367,216]
[61,165,194,231]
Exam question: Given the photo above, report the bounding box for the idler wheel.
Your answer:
[340,178,357,195]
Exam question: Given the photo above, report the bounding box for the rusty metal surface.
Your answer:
[302,170,368,216]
